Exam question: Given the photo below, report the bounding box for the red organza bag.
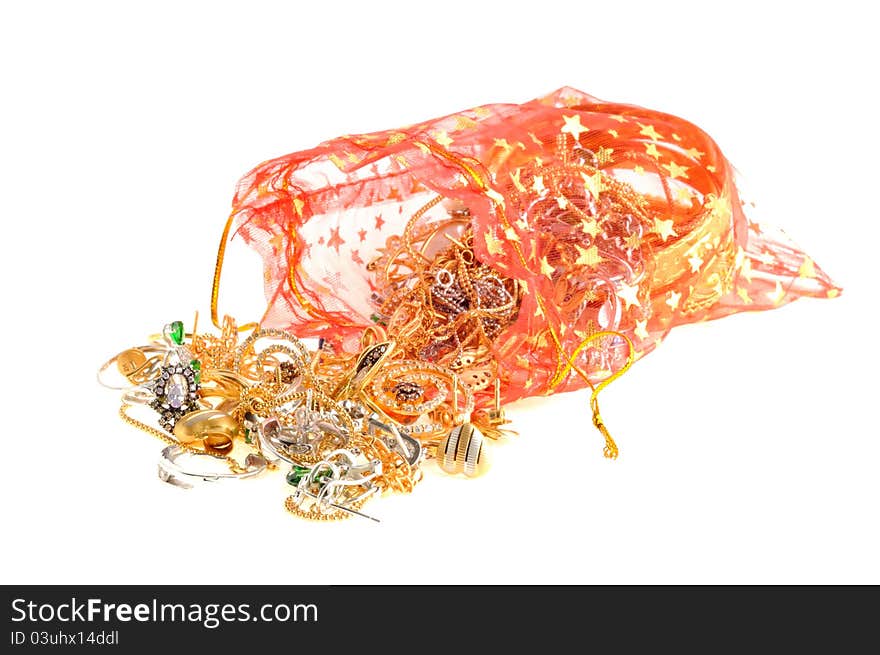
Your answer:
[216,87,838,413]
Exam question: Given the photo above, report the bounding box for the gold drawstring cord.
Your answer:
[545,320,634,459]
[210,210,259,332]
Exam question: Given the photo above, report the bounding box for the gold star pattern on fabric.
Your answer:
[581,219,601,238]
[688,254,704,272]
[672,133,682,142]
[559,89,581,107]
[493,138,513,154]
[575,244,603,268]
[269,233,284,255]
[798,256,816,278]
[739,256,753,283]
[503,226,520,242]
[756,251,775,266]
[580,171,603,199]
[706,164,717,173]
[574,320,598,343]
[596,146,615,165]
[617,282,641,309]
[583,288,599,302]
[484,229,504,256]
[633,165,645,175]
[666,290,682,310]
[662,161,689,180]
[769,281,786,305]
[454,116,476,130]
[561,114,589,139]
[706,194,731,220]
[609,114,627,123]
[638,123,663,141]
[736,286,753,305]
[634,319,650,340]
[531,175,547,195]
[608,129,619,138]
[434,130,454,148]
[624,233,641,250]
[528,131,543,146]
[645,143,661,159]
[386,132,407,145]
[485,188,506,209]
[653,218,678,241]
[685,147,705,160]
[555,195,568,209]
[540,255,555,277]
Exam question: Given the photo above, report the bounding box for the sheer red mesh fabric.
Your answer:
[225,87,839,407]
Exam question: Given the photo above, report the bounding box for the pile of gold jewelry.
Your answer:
[100,218,521,522]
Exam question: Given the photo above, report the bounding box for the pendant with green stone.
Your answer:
[168,320,185,345]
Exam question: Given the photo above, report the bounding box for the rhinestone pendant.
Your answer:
[150,361,201,431]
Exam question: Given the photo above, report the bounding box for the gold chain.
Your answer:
[118,404,246,474]
[283,495,370,521]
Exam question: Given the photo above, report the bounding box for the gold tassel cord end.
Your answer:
[546,325,634,459]
[591,399,619,460]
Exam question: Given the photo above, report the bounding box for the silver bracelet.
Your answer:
[157,445,267,489]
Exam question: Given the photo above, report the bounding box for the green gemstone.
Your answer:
[190,359,201,384]
[244,428,253,444]
[169,321,184,345]
[286,465,311,486]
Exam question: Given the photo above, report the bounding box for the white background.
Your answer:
[1,1,876,584]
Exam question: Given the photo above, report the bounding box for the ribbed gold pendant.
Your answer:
[437,423,489,477]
